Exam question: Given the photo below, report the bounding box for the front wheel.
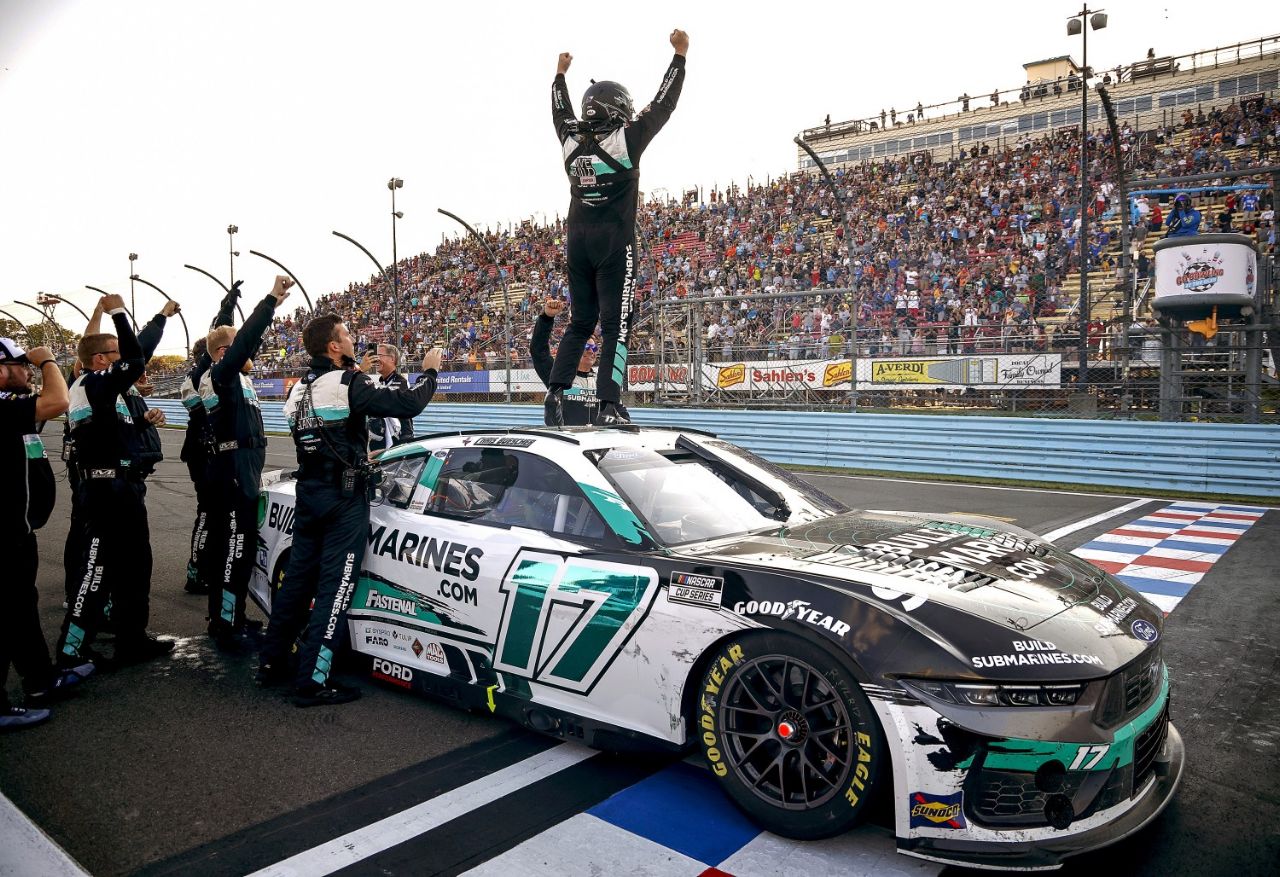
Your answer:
[695,633,884,839]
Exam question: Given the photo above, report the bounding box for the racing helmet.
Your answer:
[581,80,634,130]
[1173,193,1191,210]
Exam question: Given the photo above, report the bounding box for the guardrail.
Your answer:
[147,400,1280,498]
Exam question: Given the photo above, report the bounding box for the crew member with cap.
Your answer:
[200,276,293,652]
[366,343,415,453]
[1165,193,1202,237]
[1,338,95,730]
[58,294,176,668]
[259,313,443,706]
[544,28,687,427]
[531,297,614,425]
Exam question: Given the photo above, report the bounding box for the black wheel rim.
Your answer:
[719,654,854,810]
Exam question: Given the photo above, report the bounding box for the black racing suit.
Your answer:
[199,293,280,635]
[61,313,167,610]
[182,290,239,592]
[59,311,154,661]
[261,357,437,691]
[531,311,626,425]
[547,54,685,404]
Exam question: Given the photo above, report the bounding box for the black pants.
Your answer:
[201,454,262,632]
[260,480,368,689]
[60,478,152,659]
[2,533,55,708]
[62,474,86,608]
[549,221,635,404]
[186,458,212,587]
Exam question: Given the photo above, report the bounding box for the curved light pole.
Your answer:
[9,300,63,351]
[0,308,31,344]
[184,263,245,321]
[85,286,140,329]
[130,274,192,353]
[38,293,93,325]
[228,225,239,290]
[794,136,858,413]
[249,250,315,313]
[1067,4,1108,389]
[389,178,403,346]
[128,253,139,330]
[331,230,397,349]
[438,208,512,402]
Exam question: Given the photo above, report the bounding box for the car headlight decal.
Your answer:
[902,678,1087,707]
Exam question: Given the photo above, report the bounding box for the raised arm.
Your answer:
[27,346,69,421]
[211,277,291,384]
[137,301,179,363]
[350,347,444,418]
[210,280,242,330]
[98,294,146,393]
[530,298,563,384]
[552,52,578,142]
[627,30,688,152]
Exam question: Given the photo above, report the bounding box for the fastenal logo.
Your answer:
[717,363,746,388]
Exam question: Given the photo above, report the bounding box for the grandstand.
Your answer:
[253,33,1277,419]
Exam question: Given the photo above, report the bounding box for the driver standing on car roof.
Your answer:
[259,313,444,707]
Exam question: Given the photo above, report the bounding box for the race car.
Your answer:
[250,424,1183,871]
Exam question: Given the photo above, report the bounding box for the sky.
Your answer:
[0,0,1273,354]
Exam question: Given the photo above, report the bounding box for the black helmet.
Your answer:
[581,81,633,130]
[1174,193,1191,209]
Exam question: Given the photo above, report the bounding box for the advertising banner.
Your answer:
[1154,236,1256,304]
[626,363,694,393]
[252,377,285,397]
[696,354,1061,392]
[409,370,490,393]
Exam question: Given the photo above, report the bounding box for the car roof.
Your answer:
[377,424,719,461]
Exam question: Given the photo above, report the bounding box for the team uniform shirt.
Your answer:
[530,312,606,425]
[67,312,148,475]
[1,389,55,534]
[368,370,414,451]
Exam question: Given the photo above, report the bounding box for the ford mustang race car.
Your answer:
[250,425,1183,871]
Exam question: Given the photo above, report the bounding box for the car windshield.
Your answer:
[597,447,781,546]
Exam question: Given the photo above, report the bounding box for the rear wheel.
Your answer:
[695,632,884,839]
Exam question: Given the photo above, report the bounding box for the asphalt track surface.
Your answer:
[2,430,1276,877]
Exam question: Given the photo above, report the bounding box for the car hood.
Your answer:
[684,509,1161,668]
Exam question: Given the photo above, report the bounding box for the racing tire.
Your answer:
[695,632,884,839]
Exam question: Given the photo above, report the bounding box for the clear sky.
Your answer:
[0,0,1271,353]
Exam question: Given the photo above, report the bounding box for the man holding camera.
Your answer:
[365,343,415,453]
[1164,192,1202,238]
[260,314,443,707]
[199,276,293,652]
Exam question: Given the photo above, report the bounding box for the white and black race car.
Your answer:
[250,425,1183,871]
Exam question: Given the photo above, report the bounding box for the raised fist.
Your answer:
[160,301,181,318]
[269,275,294,304]
[557,52,573,75]
[100,293,126,312]
[670,29,689,55]
[542,298,566,318]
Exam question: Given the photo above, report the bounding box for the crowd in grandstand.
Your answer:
[254,95,1277,371]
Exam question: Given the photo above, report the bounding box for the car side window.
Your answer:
[374,455,427,509]
[424,448,606,541]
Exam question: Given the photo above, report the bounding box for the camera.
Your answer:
[366,343,378,355]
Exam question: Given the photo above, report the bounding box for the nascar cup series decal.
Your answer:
[667,571,723,608]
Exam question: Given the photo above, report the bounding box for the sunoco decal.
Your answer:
[909,791,966,829]
[668,571,723,608]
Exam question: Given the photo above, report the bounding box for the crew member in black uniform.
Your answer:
[367,342,415,452]
[544,28,687,427]
[179,337,211,595]
[58,294,176,667]
[182,283,242,595]
[62,300,175,610]
[1,339,95,730]
[531,296,611,425]
[200,276,292,651]
[260,314,443,706]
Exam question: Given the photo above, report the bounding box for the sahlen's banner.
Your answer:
[693,354,1061,392]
